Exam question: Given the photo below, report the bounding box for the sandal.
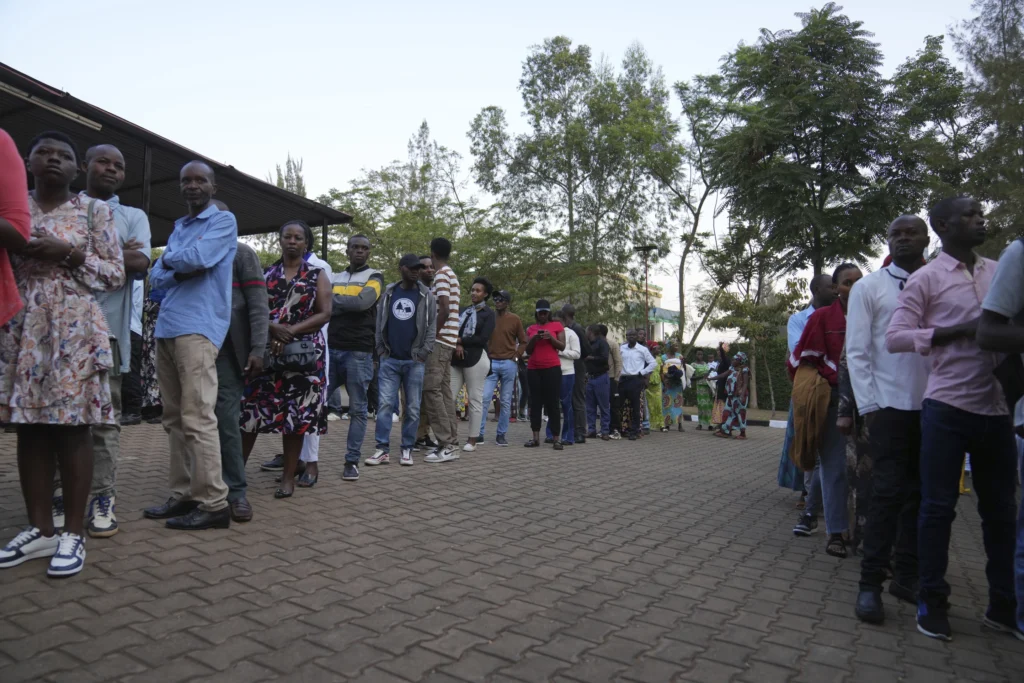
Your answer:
[274,488,294,499]
[297,471,318,488]
[825,533,848,559]
[713,430,730,438]
[524,440,540,448]
[553,441,564,451]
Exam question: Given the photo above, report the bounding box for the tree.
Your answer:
[953,0,1024,244]
[649,74,732,339]
[468,37,672,321]
[714,3,914,275]
[269,154,307,197]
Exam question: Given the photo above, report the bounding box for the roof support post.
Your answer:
[321,219,328,262]
[141,144,153,214]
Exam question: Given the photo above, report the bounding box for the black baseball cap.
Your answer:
[399,253,425,269]
[535,299,551,312]
[494,290,511,302]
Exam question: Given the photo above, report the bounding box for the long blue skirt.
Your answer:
[777,401,803,491]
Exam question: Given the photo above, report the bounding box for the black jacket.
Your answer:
[451,304,496,368]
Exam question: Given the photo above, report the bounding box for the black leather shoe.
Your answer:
[229,498,253,523]
[889,578,918,605]
[855,589,885,624]
[165,507,231,530]
[143,497,198,520]
[121,413,142,426]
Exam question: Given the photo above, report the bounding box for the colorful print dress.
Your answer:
[0,194,124,424]
[240,260,326,435]
[141,288,162,409]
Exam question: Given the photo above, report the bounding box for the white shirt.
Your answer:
[306,253,334,343]
[559,328,581,375]
[130,280,144,336]
[846,264,930,414]
[619,342,656,377]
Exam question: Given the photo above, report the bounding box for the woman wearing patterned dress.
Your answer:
[240,222,330,498]
[661,343,687,431]
[689,349,715,430]
[716,352,750,439]
[140,283,164,422]
[0,132,124,578]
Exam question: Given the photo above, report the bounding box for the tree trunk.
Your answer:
[748,338,759,410]
[762,344,776,417]
[677,252,686,342]
[681,285,724,356]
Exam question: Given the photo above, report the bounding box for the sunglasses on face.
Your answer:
[493,296,507,303]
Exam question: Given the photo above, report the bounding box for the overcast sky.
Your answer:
[1,0,972,338]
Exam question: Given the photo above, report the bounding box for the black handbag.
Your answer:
[265,339,317,373]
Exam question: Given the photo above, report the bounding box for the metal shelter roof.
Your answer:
[0,62,351,247]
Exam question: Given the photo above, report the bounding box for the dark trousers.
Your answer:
[619,375,644,437]
[610,378,622,433]
[572,368,586,441]
[215,352,247,503]
[528,366,562,436]
[586,372,611,435]
[859,408,921,591]
[122,331,144,416]
[918,399,1017,607]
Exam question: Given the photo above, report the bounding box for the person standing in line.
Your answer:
[120,280,145,425]
[414,254,437,450]
[710,341,732,431]
[847,216,930,625]
[977,233,1024,643]
[140,283,164,423]
[213,239,268,522]
[618,329,657,441]
[715,352,750,439]
[606,325,624,439]
[422,237,461,463]
[889,196,1018,641]
[688,349,714,430]
[0,128,29,323]
[367,254,436,466]
[143,161,236,530]
[661,342,687,432]
[477,290,528,447]
[450,277,495,453]
[645,341,665,432]
[561,304,592,444]
[240,222,330,498]
[524,300,566,450]
[779,275,837,500]
[76,145,151,539]
[584,324,612,440]
[789,263,862,557]
[0,132,123,577]
[546,310,581,445]
[315,234,382,482]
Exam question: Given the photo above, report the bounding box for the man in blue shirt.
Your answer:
[143,161,237,531]
[368,254,436,467]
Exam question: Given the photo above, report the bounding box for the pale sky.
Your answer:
[1,0,971,339]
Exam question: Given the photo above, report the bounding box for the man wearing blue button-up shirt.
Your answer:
[143,161,237,531]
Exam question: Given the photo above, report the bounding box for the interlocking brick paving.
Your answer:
[1,420,1021,682]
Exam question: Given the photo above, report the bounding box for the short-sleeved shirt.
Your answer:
[82,193,151,372]
[387,285,418,361]
[982,240,1024,414]
[526,321,565,370]
[432,265,460,349]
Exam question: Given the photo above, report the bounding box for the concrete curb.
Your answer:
[684,414,786,429]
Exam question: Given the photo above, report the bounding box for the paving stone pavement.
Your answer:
[0,419,1022,683]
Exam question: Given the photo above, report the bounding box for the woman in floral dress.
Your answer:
[140,283,164,421]
[240,222,330,498]
[715,352,750,440]
[0,132,124,578]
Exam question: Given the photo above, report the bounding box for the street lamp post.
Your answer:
[634,245,656,339]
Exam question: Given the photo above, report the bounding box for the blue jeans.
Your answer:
[327,349,373,464]
[374,358,425,451]
[585,373,611,435]
[919,399,1017,607]
[478,359,518,440]
[546,373,575,443]
[800,396,847,535]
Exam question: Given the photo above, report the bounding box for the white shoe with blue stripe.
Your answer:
[0,527,59,568]
[47,533,86,578]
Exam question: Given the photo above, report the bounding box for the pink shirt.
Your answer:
[885,251,1007,416]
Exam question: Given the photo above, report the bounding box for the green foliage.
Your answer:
[953,0,1024,247]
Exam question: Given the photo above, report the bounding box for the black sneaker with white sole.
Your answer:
[342,463,360,481]
[413,437,438,452]
[496,434,508,447]
[917,600,952,641]
[793,513,818,537]
[982,602,1024,640]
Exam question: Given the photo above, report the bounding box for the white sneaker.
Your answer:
[0,527,59,569]
[462,442,477,452]
[425,445,459,463]
[366,449,390,466]
[392,413,400,423]
[48,532,86,577]
[400,449,414,466]
[52,488,65,531]
[87,494,118,538]
[327,412,340,422]
[342,413,350,420]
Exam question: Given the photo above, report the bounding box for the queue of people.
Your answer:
[784,198,1024,644]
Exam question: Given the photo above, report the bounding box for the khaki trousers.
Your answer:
[158,335,228,512]
[422,344,455,445]
[91,339,122,497]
